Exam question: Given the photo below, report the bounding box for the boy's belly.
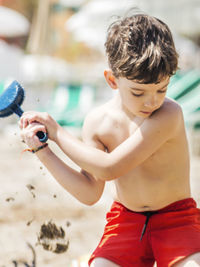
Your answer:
[113,170,191,212]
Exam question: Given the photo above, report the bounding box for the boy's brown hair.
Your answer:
[105,13,178,84]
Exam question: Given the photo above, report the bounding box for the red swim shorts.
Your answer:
[88,198,200,267]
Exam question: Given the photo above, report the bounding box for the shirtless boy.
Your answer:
[19,13,200,267]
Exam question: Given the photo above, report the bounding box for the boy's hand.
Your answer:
[19,111,60,142]
[20,122,47,148]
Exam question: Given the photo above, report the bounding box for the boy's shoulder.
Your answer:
[154,97,182,119]
[82,97,183,144]
[82,98,124,139]
[148,97,184,136]
[84,98,123,127]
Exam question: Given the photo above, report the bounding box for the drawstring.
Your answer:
[140,211,156,241]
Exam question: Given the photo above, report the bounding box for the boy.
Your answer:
[19,13,200,267]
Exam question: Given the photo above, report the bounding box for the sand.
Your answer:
[0,125,199,266]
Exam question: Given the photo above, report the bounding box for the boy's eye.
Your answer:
[131,92,143,97]
[158,90,167,94]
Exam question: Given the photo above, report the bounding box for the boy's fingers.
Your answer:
[22,111,47,126]
[33,125,47,135]
[21,113,38,128]
[20,123,45,147]
[23,118,29,128]
[20,115,28,128]
[26,122,46,132]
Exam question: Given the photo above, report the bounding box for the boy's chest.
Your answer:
[101,115,171,167]
[101,117,144,152]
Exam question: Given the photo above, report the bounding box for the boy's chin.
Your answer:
[134,111,153,118]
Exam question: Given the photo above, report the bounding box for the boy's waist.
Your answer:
[112,197,197,214]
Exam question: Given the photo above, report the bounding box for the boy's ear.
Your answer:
[104,70,118,89]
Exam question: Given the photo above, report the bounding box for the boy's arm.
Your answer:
[36,148,105,205]
[55,102,182,180]
[21,124,105,206]
[20,101,182,181]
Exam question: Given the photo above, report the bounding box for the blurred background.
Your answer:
[0,0,200,266]
[0,0,200,134]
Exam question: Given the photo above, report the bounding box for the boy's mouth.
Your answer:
[140,111,152,115]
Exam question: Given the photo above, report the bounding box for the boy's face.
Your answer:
[115,76,170,118]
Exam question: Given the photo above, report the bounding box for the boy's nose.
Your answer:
[144,96,158,109]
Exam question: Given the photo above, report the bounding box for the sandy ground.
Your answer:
[0,125,200,267]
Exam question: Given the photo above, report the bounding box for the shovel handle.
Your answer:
[15,106,48,143]
[36,131,48,143]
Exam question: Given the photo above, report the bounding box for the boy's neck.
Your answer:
[115,93,136,121]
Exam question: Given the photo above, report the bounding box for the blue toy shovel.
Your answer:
[0,80,48,143]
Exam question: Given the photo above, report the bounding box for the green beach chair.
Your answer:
[177,84,200,115]
[46,83,95,127]
[176,84,200,127]
[167,69,200,100]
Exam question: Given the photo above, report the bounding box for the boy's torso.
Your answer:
[94,95,191,212]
